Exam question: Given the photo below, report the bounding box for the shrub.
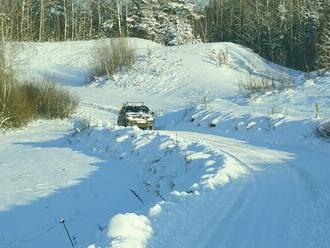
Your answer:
[277,74,295,91]
[1,41,79,130]
[238,76,276,95]
[0,75,79,129]
[23,82,79,119]
[239,74,294,96]
[269,105,286,117]
[93,38,136,78]
[208,49,229,67]
[317,120,330,138]
[0,74,34,128]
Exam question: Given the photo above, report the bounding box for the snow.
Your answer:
[108,213,153,248]
[0,120,99,212]
[148,204,162,217]
[1,38,330,248]
[318,119,330,138]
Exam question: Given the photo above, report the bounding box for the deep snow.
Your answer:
[1,38,330,248]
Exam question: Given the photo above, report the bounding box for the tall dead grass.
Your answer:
[0,43,79,129]
[92,38,136,78]
[238,74,294,96]
[0,77,79,129]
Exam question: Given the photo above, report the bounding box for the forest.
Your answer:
[0,0,330,71]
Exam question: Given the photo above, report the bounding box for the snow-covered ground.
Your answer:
[1,38,330,248]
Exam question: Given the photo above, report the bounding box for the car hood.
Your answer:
[126,112,153,119]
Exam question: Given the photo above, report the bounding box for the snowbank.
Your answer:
[108,213,153,248]
[317,119,330,138]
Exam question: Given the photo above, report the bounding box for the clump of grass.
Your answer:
[0,73,79,129]
[92,38,136,79]
[0,73,34,128]
[238,74,294,96]
[208,49,229,67]
[1,40,79,130]
[238,76,276,95]
[23,82,79,119]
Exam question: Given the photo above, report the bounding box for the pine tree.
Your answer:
[157,0,201,45]
[317,1,330,70]
[126,0,158,40]
[317,24,330,70]
[127,0,200,45]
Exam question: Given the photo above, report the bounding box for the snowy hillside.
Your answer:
[1,38,330,248]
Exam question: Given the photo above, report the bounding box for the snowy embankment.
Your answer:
[1,38,330,248]
[0,120,248,247]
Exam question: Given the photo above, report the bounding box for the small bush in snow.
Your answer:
[0,76,78,129]
[0,74,34,128]
[24,81,79,120]
[208,49,229,67]
[238,76,276,95]
[277,74,295,91]
[315,102,321,119]
[268,106,286,117]
[1,42,78,129]
[239,74,294,96]
[1,43,31,128]
[317,120,330,138]
[93,38,136,78]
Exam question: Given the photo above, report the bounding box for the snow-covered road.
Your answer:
[148,131,330,248]
[51,99,330,248]
[2,39,330,247]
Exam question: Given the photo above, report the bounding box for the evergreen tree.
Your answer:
[317,1,330,70]
[157,0,201,45]
[126,0,158,40]
[127,0,200,45]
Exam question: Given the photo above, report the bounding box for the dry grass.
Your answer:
[92,38,136,78]
[1,41,78,130]
[239,74,294,96]
[0,74,79,129]
[23,82,79,119]
[0,74,34,128]
[208,49,229,67]
[238,76,276,94]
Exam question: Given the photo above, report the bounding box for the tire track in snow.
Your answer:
[80,102,119,115]
[157,131,303,248]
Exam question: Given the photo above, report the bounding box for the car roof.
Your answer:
[124,102,146,107]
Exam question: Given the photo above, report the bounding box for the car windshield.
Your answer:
[126,105,149,113]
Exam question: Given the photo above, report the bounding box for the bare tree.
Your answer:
[63,0,67,40]
[116,0,123,36]
[39,0,45,41]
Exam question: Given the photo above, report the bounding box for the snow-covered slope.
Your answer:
[1,38,330,248]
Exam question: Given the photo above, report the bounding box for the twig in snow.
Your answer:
[144,181,166,201]
[60,219,75,248]
[97,224,107,232]
[175,132,179,152]
[129,189,145,206]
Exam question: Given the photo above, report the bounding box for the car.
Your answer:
[117,102,155,130]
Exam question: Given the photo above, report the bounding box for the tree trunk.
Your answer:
[63,0,67,40]
[117,0,122,36]
[39,0,45,42]
[20,0,26,41]
[97,0,102,34]
[71,0,75,40]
